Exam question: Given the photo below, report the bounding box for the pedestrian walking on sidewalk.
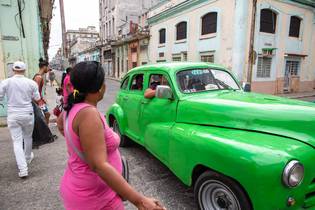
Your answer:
[57,61,166,210]
[33,58,51,125]
[48,70,56,87]
[62,67,73,107]
[0,61,41,178]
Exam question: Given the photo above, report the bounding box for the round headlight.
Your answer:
[283,160,304,188]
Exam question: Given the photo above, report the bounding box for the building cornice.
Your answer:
[148,0,315,25]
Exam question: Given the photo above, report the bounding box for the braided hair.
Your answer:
[64,61,105,113]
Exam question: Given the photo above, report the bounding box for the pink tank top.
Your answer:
[60,103,123,210]
[62,74,73,105]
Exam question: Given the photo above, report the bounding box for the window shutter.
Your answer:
[257,57,272,78]
[176,22,187,40]
[201,12,217,35]
[260,9,277,34]
[159,29,166,44]
[289,16,301,38]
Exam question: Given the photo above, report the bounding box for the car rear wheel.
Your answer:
[194,171,252,210]
[112,119,131,147]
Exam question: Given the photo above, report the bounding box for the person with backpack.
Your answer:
[0,61,41,178]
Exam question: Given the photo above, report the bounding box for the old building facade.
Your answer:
[66,26,100,65]
[0,0,53,116]
[99,0,160,78]
[148,0,315,94]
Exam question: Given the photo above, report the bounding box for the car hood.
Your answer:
[177,90,315,148]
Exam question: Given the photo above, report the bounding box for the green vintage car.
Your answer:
[107,62,315,210]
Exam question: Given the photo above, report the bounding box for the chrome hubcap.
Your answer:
[199,180,241,210]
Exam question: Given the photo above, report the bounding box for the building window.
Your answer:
[257,57,272,78]
[132,62,137,68]
[172,54,181,62]
[285,59,300,76]
[159,28,166,44]
[176,21,187,40]
[182,52,187,61]
[201,55,214,63]
[201,12,217,35]
[289,16,301,38]
[159,52,164,58]
[131,48,137,53]
[260,9,277,34]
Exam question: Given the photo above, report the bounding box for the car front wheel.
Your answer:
[194,171,252,210]
[112,119,131,147]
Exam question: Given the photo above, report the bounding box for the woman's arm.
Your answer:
[77,107,165,210]
[57,112,64,136]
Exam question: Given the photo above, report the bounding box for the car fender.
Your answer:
[169,123,315,210]
[106,103,126,135]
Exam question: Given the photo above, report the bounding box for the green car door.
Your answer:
[122,73,145,143]
[139,72,177,163]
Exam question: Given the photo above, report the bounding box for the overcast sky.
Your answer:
[48,0,99,60]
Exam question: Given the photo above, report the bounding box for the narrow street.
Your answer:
[0,78,197,210]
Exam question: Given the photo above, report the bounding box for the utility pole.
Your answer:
[59,0,67,59]
[246,0,257,86]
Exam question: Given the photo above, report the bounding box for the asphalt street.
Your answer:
[0,77,197,210]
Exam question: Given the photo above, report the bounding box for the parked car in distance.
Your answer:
[107,62,315,210]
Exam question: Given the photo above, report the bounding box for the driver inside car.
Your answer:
[144,75,169,99]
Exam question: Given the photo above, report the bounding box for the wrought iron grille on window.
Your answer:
[257,57,272,78]
[286,60,300,76]
[172,54,181,62]
[201,55,214,63]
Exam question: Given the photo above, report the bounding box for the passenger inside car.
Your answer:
[131,74,143,90]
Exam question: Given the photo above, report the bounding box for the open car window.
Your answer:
[177,69,240,93]
[148,74,170,90]
[120,76,130,90]
[130,74,144,91]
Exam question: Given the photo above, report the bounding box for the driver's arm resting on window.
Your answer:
[144,88,155,99]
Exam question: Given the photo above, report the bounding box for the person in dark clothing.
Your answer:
[131,74,143,90]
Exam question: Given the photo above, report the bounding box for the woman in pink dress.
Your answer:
[57,61,165,210]
[62,67,74,107]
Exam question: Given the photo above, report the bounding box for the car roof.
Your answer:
[127,62,227,75]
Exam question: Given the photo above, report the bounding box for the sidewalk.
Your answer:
[276,90,315,99]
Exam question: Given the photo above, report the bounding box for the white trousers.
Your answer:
[7,113,34,173]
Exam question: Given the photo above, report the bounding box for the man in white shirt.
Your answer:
[0,61,41,178]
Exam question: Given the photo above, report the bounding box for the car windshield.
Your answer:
[177,69,240,93]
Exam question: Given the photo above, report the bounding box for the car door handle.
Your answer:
[123,96,128,100]
[141,100,148,104]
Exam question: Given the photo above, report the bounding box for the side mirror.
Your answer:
[243,82,251,92]
[155,85,173,100]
